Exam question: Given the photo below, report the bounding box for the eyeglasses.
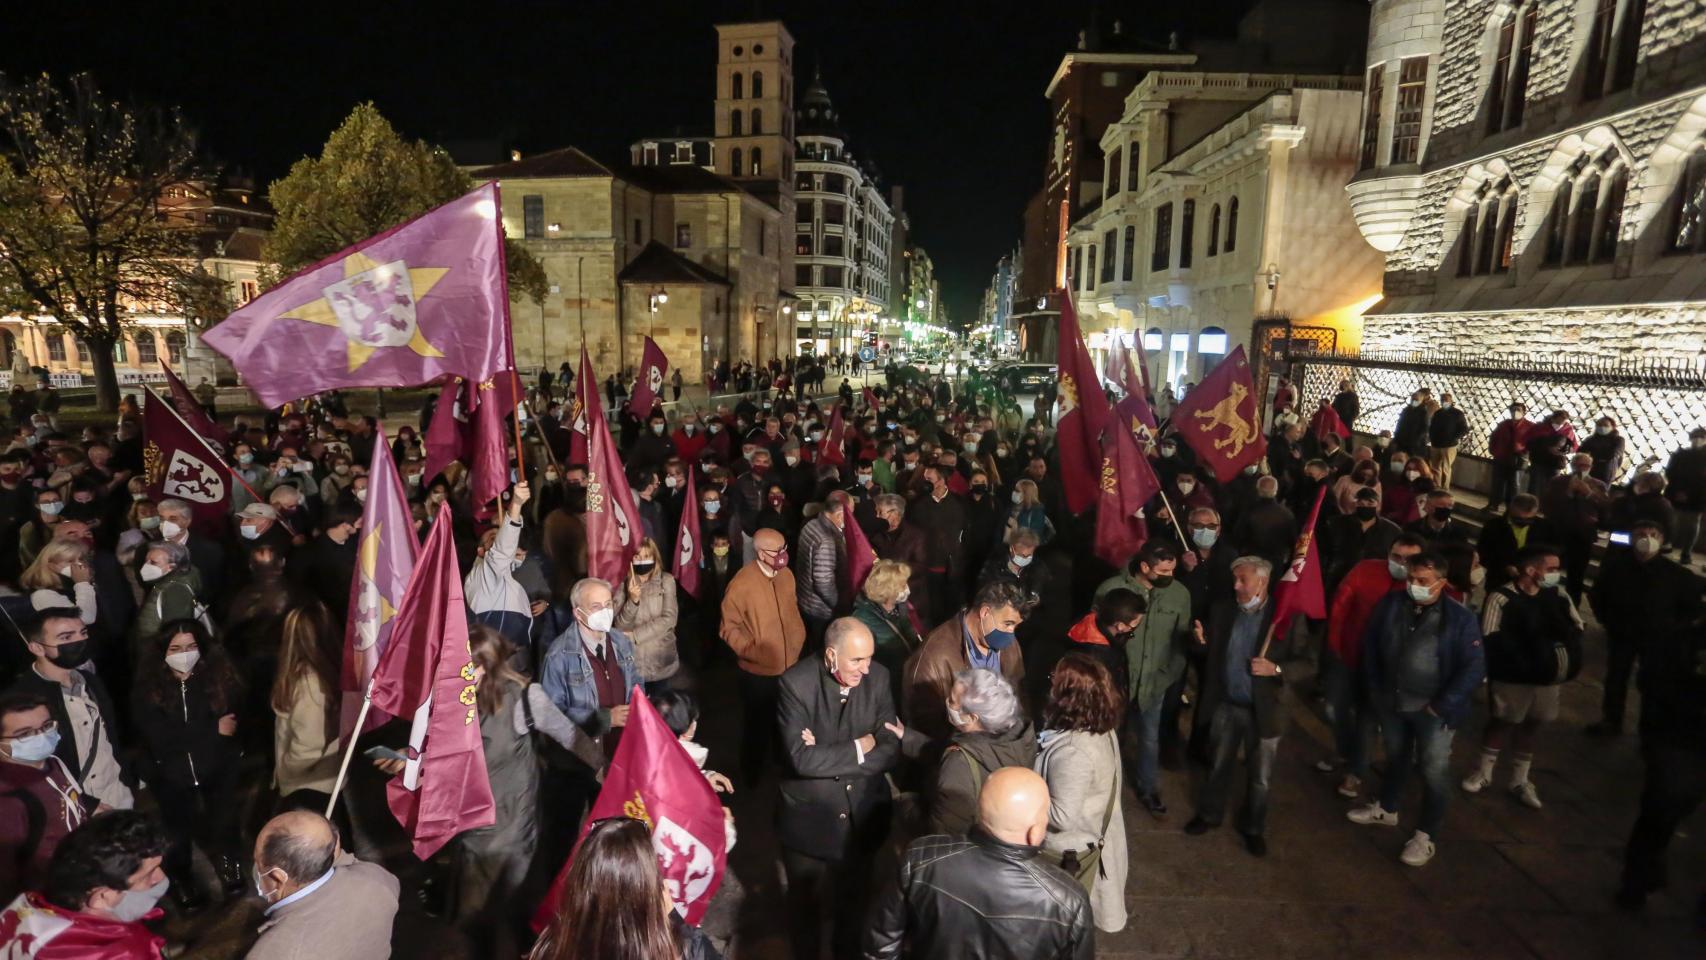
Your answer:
[4,719,56,740]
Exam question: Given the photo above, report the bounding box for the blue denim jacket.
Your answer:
[540,620,637,735]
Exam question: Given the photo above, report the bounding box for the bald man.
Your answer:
[721,525,808,784]
[778,617,899,960]
[865,766,1094,959]
[248,810,399,960]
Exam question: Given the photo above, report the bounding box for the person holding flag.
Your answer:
[1052,292,1113,515]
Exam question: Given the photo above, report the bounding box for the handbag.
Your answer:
[1039,735,1119,894]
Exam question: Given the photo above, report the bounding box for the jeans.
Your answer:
[1376,708,1456,837]
[1125,698,1166,797]
[1196,702,1279,837]
[1621,741,1706,897]
[1322,651,1375,777]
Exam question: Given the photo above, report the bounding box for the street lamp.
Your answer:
[649,288,669,313]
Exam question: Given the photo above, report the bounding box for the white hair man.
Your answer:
[1184,555,1293,858]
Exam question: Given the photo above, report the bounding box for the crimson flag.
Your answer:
[1103,331,1142,399]
[534,690,727,929]
[1168,345,1267,484]
[1311,403,1349,443]
[203,183,509,409]
[159,362,222,446]
[819,402,847,466]
[673,467,703,600]
[842,493,877,596]
[628,336,670,418]
[578,349,640,581]
[342,422,418,735]
[568,371,592,466]
[1093,407,1160,566]
[422,379,467,483]
[1054,292,1113,514]
[467,378,511,516]
[371,503,496,860]
[861,386,880,411]
[1269,485,1329,639]
[141,387,232,532]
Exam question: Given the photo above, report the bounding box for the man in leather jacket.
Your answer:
[863,766,1094,960]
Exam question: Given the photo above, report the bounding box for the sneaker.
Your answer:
[1400,831,1436,867]
[1461,770,1493,794]
[1337,774,1362,799]
[1315,759,1338,773]
[1347,803,1400,827]
[1140,792,1168,819]
[1511,781,1543,809]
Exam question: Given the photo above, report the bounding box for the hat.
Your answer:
[238,503,278,520]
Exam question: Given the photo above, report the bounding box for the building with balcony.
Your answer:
[1340,0,1706,480]
[791,69,895,354]
[475,147,784,380]
[1066,68,1379,392]
[0,177,268,389]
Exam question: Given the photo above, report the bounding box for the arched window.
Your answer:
[1143,328,1164,352]
[752,72,764,98]
[1671,144,1706,253]
[1458,199,1483,276]
[731,72,743,99]
[165,331,185,364]
[1545,176,1572,265]
[1570,171,1601,264]
[751,109,763,136]
[730,110,743,137]
[1597,164,1629,260]
[1458,173,1518,276]
[751,148,762,176]
[1208,204,1221,256]
[135,333,158,365]
[1486,2,1538,134]
[730,147,743,177]
[1547,148,1624,266]
[1224,197,1239,252]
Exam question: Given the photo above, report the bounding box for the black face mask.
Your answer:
[1354,505,1377,521]
[633,561,656,576]
[1149,574,1175,589]
[971,485,987,496]
[1510,515,1533,527]
[1432,506,1454,522]
[49,639,91,669]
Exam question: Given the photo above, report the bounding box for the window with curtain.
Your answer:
[1151,203,1172,272]
[1391,57,1428,164]
[166,332,185,364]
[1180,200,1196,269]
[1107,147,1123,198]
[1122,225,1136,281]
[1101,230,1116,283]
[1224,197,1239,252]
[46,337,65,362]
[1360,64,1384,169]
[136,333,158,364]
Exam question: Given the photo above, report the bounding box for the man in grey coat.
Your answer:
[249,810,399,959]
[796,495,849,650]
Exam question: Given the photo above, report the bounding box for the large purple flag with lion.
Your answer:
[203,183,509,409]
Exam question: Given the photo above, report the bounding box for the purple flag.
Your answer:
[343,423,419,735]
[203,183,509,409]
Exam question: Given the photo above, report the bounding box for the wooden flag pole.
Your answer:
[325,678,376,817]
[491,180,528,488]
[1151,483,1191,548]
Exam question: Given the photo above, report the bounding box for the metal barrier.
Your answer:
[1296,349,1706,483]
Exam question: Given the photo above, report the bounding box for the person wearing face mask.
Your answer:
[910,466,971,628]
[1184,556,1290,857]
[1462,546,1583,810]
[1662,426,1706,569]
[1424,392,1469,490]
[1380,456,1431,526]
[130,621,244,909]
[721,527,806,782]
[465,482,539,651]
[1095,545,1191,817]
[631,413,676,471]
[20,541,98,626]
[1404,489,1471,546]
[1575,415,1625,484]
[17,490,66,573]
[1525,410,1579,495]
[0,693,104,901]
[1585,520,1700,737]
[852,559,923,708]
[1392,389,1435,458]
[1348,551,1486,868]
[796,495,852,650]
[541,576,636,754]
[0,810,171,958]
[903,580,1029,742]
[1229,476,1297,580]
[1486,402,1535,512]
[1473,494,1559,594]
[614,539,680,693]
[1540,453,1611,603]
[150,499,222,605]
[6,610,133,811]
[131,542,206,651]
[671,410,708,463]
[1322,487,1402,597]
[247,810,400,960]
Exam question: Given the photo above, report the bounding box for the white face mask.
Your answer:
[159,520,183,540]
[140,563,167,583]
[1011,490,1024,505]
[140,516,161,531]
[56,565,72,579]
[165,649,201,673]
[1387,559,1408,580]
[664,475,680,489]
[785,455,800,467]
[582,607,615,633]
[1469,566,1487,586]
[1407,581,1435,603]
[896,589,910,604]
[354,488,368,503]
[38,502,63,517]
[240,524,262,540]
[1011,553,1033,568]
[1539,571,1563,589]
[1238,594,1263,612]
[110,878,170,923]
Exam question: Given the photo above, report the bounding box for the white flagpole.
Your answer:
[325,678,376,817]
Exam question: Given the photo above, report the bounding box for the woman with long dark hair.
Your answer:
[529,817,720,960]
[130,618,245,910]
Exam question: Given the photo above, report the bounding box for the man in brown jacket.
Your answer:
[249,810,399,959]
[902,579,1029,740]
[721,526,808,784]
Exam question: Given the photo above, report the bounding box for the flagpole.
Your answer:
[1152,483,1190,548]
[491,181,528,486]
[144,385,295,537]
[325,678,375,817]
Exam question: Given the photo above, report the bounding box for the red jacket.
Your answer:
[1326,558,1404,669]
[671,427,708,463]
[1488,418,1535,460]
[0,760,94,902]
[0,892,163,959]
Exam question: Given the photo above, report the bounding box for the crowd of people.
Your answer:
[0,361,1702,959]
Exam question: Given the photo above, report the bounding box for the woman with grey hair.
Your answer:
[133,539,210,647]
[929,667,1036,836]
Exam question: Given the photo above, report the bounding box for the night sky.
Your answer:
[9,0,1258,326]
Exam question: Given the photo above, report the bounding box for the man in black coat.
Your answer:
[864,766,1094,960]
[1586,520,1701,736]
[1331,379,1361,432]
[291,504,360,623]
[1475,494,1560,594]
[1322,487,1402,597]
[1426,391,1470,490]
[1404,489,1474,547]
[908,466,969,627]
[1229,476,1297,578]
[5,609,131,810]
[1392,389,1434,457]
[777,617,900,960]
[1617,611,1706,912]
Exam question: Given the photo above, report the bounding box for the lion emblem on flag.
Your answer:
[324,259,419,349]
[1192,382,1259,458]
[653,815,716,912]
[647,364,664,395]
[160,450,225,504]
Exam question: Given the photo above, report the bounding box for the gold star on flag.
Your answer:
[280,251,448,372]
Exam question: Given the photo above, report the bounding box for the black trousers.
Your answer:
[925,570,959,631]
[738,670,782,788]
[1621,740,1706,897]
[1600,633,1640,729]
[782,846,876,960]
[1562,533,1594,604]
[154,764,241,885]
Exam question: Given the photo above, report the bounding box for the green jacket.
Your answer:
[1096,571,1190,709]
[133,567,206,649]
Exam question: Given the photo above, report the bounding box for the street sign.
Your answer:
[858,346,877,363]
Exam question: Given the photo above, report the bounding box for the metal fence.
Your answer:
[1294,349,1706,483]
